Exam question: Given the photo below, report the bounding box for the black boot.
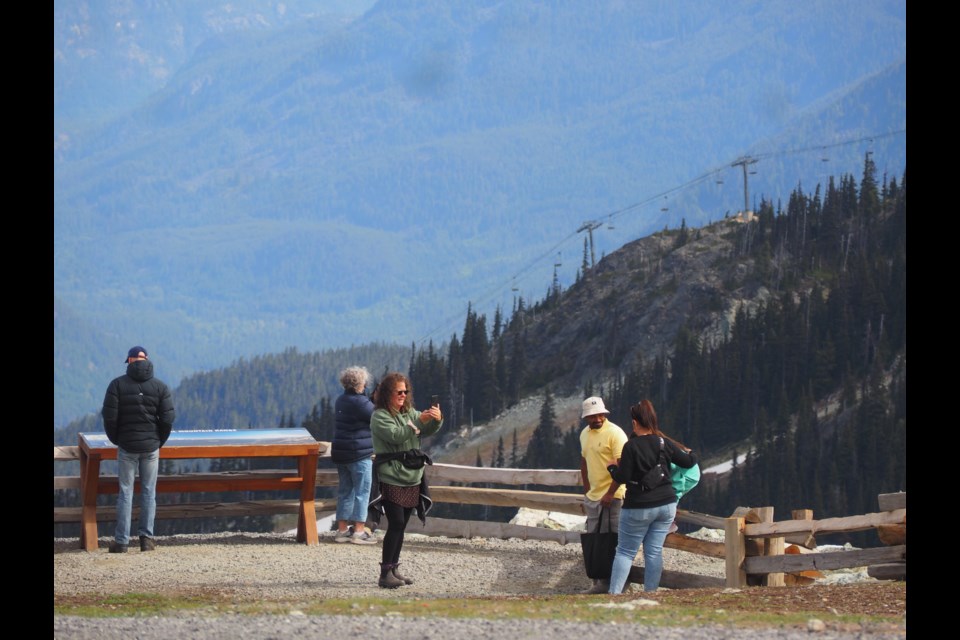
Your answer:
[378,562,404,589]
[392,562,413,585]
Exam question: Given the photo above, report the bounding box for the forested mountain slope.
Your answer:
[410,156,906,525]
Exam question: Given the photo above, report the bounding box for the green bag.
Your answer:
[670,462,700,501]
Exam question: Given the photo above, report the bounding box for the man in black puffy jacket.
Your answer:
[102,346,176,553]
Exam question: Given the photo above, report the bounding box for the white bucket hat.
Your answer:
[581,396,610,419]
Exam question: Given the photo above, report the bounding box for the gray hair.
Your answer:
[339,365,370,393]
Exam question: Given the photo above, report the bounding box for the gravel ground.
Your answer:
[54,530,904,639]
[55,529,723,600]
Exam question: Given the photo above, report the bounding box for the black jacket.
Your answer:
[608,433,698,509]
[330,390,375,464]
[102,359,176,453]
[366,457,433,530]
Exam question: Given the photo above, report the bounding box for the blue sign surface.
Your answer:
[80,428,317,449]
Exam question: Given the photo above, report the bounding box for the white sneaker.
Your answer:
[350,530,377,545]
[334,527,353,543]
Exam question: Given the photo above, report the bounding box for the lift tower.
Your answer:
[577,220,603,268]
[731,156,759,215]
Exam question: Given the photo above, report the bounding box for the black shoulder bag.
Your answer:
[637,436,669,491]
[580,506,618,580]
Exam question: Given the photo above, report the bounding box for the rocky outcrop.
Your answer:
[503,218,771,395]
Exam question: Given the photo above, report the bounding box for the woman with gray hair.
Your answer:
[331,365,377,544]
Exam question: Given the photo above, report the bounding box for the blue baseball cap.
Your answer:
[125,346,148,362]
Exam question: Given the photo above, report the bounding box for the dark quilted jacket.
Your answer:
[102,359,176,453]
[330,390,374,464]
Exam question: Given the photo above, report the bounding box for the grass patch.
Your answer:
[55,592,217,617]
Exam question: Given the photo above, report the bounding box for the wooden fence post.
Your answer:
[756,506,784,587]
[789,509,816,548]
[725,515,746,588]
[871,492,906,580]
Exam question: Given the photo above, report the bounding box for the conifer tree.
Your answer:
[494,338,508,410]
[506,331,527,405]
[859,153,881,224]
[523,387,561,469]
[674,218,689,248]
[446,333,464,429]
[318,396,335,442]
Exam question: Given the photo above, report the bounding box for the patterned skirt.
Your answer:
[381,482,420,508]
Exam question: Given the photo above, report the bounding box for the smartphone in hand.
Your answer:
[431,395,440,407]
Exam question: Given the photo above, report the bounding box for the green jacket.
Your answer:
[371,407,443,487]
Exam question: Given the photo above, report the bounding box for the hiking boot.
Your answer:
[392,563,413,585]
[140,536,156,552]
[108,541,128,554]
[350,530,377,545]
[334,527,354,543]
[378,563,405,589]
[581,579,609,594]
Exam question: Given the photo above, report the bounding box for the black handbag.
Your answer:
[580,506,618,580]
[638,437,668,490]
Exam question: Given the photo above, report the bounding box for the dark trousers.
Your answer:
[382,500,413,564]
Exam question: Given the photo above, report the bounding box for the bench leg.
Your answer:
[297,453,319,545]
[79,450,102,551]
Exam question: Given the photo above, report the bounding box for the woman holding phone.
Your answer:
[369,372,443,588]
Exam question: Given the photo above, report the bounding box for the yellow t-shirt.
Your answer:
[580,419,628,501]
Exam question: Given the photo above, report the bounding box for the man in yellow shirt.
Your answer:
[579,396,627,594]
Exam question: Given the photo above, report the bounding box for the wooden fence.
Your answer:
[54,444,906,588]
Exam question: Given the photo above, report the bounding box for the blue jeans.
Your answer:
[115,447,160,545]
[608,502,677,593]
[335,458,373,524]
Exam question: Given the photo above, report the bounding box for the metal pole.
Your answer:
[731,157,758,215]
[577,221,602,268]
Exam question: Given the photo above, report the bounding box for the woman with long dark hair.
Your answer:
[369,372,443,588]
[605,399,698,593]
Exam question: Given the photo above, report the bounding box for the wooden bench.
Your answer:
[75,429,322,551]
